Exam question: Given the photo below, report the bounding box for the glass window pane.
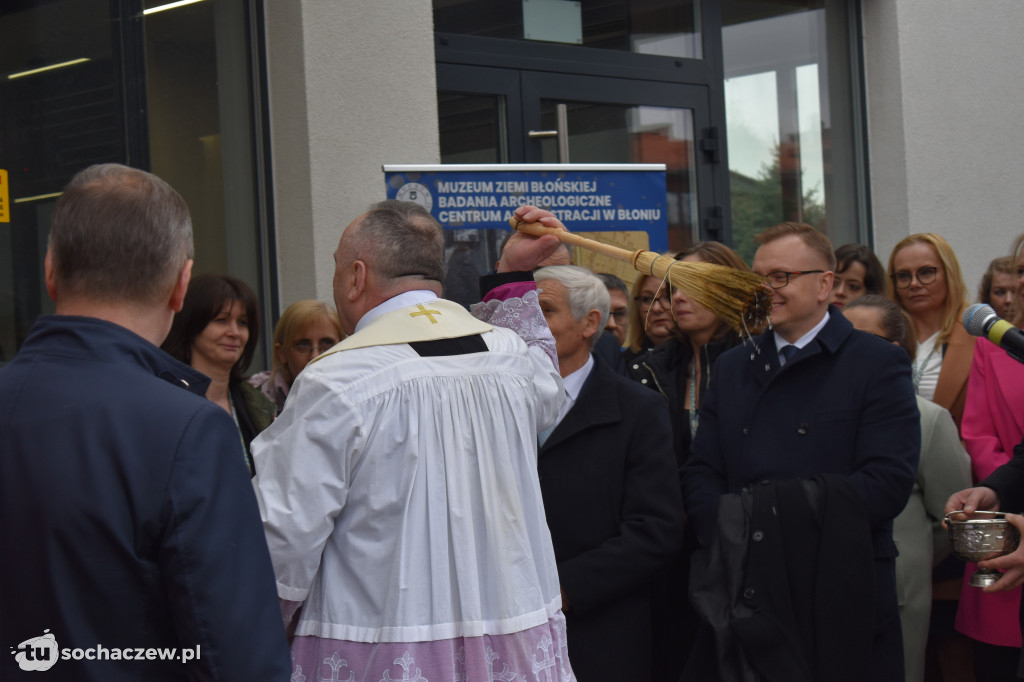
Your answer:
[436,93,508,307]
[723,0,862,262]
[438,93,508,163]
[0,1,266,366]
[539,100,697,252]
[143,0,260,277]
[434,0,702,60]
[0,0,124,366]
[142,0,269,365]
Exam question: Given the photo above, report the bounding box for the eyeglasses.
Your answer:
[891,266,939,289]
[608,310,628,322]
[291,340,336,355]
[763,270,826,289]
[634,294,670,309]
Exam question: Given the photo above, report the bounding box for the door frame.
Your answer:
[436,62,732,244]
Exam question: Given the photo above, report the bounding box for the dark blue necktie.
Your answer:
[779,344,798,365]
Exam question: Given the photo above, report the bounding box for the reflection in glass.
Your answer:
[143,0,261,278]
[437,92,510,295]
[722,0,860,262]
[433,0,701,60]
[143,0,268,364]
[0,0,123,365]
[0,0,266,366]
[438,93,508,164]
[539,101,696,252]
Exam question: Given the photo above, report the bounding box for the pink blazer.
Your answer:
[956,337,1024,647]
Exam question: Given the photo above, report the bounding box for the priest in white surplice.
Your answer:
[252,201,577,682]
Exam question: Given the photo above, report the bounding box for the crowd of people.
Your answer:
[3,162,1024,682]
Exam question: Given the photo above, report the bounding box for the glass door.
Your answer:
[437,65,726,255]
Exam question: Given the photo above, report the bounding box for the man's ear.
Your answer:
[44,250,58,302]
[818,271,835,303]
[347,260,368,302]
[169,259,194,313]
[582,309,602,342]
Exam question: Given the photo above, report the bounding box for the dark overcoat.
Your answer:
[682,307,920,680]
[538,358,684,681]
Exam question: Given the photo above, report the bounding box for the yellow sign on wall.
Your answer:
[0,169,9,223]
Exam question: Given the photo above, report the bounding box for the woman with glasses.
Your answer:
[628,241,750,681]
[954,234,1024,682]
[887,233,975,429]
[887,233,978,679]
[829,243,886,309]
[162,274,276,477]
[623,265,678,363]
[248,299,344,412]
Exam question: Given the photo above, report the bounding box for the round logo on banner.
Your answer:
[395,182,433,211]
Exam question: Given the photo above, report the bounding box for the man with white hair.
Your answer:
[532,263,683,680]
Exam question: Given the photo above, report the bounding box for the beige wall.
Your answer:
[863,0,1024,295]
[264,0,440,308]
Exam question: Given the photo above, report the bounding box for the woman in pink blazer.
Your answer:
[956,236,1024,681]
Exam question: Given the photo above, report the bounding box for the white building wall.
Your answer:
[264,0,440,307]
[863,0,1024,294]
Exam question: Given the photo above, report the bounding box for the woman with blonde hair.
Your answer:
[630,241,750,458]
[622,258,678,363]
[248,300,343,412]
[886,233,975,428]
[888,233,978,679]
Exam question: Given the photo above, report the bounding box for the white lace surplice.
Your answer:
[252,291,573,682]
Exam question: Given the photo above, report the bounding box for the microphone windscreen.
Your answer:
[963,303,996,337]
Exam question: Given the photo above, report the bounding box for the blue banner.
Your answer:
[383,164,668,252]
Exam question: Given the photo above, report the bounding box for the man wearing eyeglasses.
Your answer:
[595,272,630,347]
[681,222,920,681]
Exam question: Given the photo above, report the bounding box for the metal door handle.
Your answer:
[526,103,570,163]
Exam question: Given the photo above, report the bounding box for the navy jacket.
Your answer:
[682,307,920,561]
[681,308,918,679]
[0,316,290,681]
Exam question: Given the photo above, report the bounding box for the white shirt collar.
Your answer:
[774,309,830,352]
[549,354,594,428]
[562,354,594,403]
[355,290,439,334]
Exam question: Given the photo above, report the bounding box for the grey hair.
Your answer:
[534,265,610,348]
[347,200,445,284]
[48,163,194,305]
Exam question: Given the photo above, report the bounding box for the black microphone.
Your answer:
[962,303,1024,364]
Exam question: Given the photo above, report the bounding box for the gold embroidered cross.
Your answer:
[410,304,442,324]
